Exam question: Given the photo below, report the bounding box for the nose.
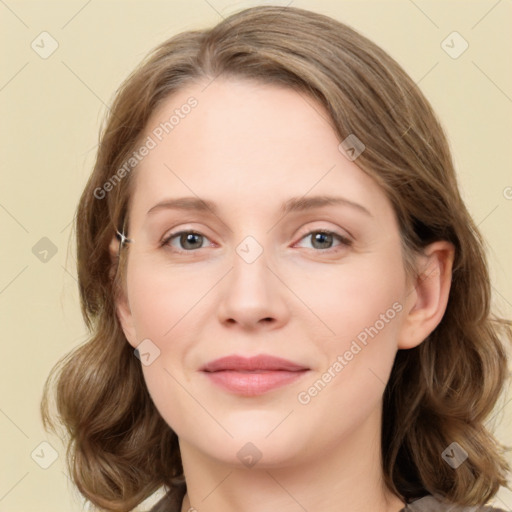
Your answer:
[216,241,291,331]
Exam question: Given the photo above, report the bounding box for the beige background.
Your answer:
[1,0,511,510]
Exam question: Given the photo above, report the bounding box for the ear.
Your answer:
[109,235,138,348]
[397,240,455,350]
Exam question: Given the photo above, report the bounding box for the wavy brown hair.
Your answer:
[41,5,511,511]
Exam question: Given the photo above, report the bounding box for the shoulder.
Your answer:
[404,494,507,511]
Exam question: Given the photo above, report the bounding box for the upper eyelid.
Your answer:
[295,224,352,241]
[155,211,356,239]
[161,219,352,238]
[162,226,352,248]
[161,226,215,245]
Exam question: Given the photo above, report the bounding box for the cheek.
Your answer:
[126,257,217,341]
[125,259,208,432]
[294,251,406,409]
[304,251,406,347]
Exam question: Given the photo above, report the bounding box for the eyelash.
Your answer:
[160,229,352,255]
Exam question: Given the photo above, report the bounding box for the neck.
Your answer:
[178,407,405,512]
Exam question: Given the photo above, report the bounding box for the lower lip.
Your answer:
[202,370,308,396]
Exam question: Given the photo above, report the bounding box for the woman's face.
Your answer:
[116,78,417,467]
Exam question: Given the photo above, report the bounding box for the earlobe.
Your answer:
[397,241,455,350]
[108,235,138,348]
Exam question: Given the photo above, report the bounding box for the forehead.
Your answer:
[144,77,336,162]
[128,78,391,222]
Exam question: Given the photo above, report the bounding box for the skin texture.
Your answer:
[112,79,454,512]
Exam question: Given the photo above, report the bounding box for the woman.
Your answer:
[41,6,511,512]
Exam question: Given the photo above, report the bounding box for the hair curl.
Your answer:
[41,5,511,511]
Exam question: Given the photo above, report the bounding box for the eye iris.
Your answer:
[181,233,203,250]
[312,232,333,249]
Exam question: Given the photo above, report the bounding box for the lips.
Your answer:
[200,355,309,396]
[201,354,308,372]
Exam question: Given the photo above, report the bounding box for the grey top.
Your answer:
[401,495,507,511]
[149,490,507,512]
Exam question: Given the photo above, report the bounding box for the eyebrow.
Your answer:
[146,195,372,217]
